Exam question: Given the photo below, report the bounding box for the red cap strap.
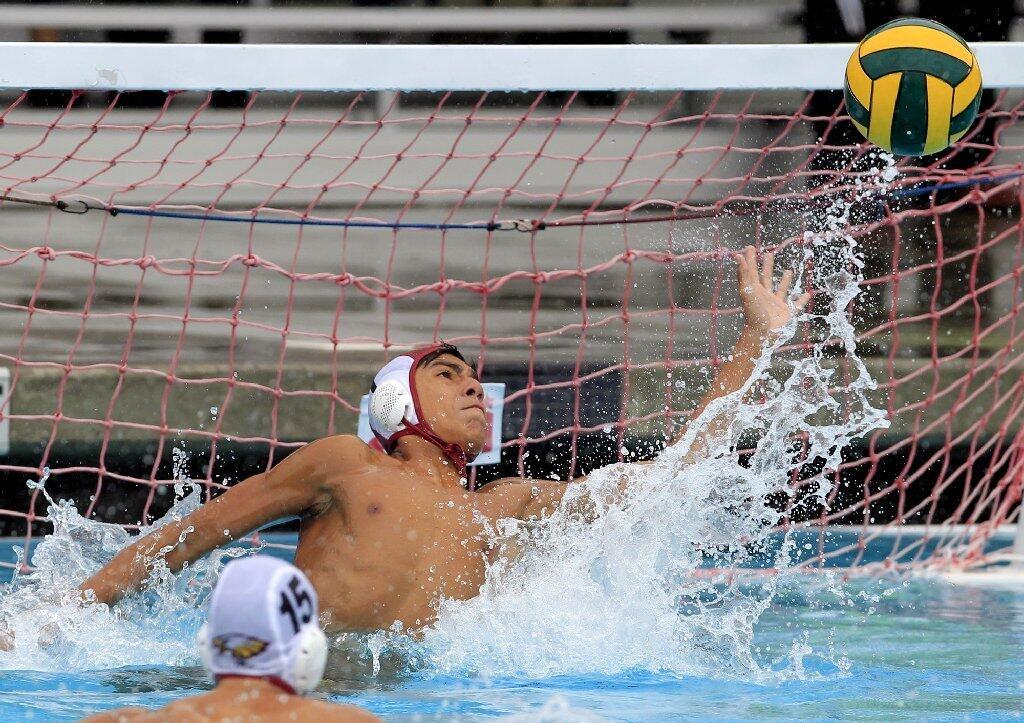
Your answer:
[387,423,468,473]
[381,344,469,475]
[215,674,297,696]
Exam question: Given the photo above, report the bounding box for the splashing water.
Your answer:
[498,695,609,722]
[405,161,896,681]
[0,159,895,684]
[0,457,243,672]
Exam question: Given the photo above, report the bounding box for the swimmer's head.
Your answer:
[197,556,327,695]
[368,343,486,473]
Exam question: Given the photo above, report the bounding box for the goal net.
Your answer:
[0,42,1022,575]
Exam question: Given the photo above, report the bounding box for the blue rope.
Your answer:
[887,170,1024,200]
[105,170,1024,229]
[6,168,1023,232]
[109,206,503,231]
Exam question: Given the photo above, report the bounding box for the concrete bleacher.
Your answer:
[0,0,805,45]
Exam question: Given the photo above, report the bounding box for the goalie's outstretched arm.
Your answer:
[672,245,810,464]
[483,246,808,522]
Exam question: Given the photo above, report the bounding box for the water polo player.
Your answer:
[65,247,804,635]
[83,556,379,721]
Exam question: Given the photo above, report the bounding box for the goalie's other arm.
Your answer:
[78,436,359,605]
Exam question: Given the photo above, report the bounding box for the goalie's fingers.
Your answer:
[794,291,812,310]
[735,245,753,287]
[776,269,793,299]
[745,245,757,280]
[761,251,775,289]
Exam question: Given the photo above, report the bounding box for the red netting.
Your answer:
[0,87,1021,574]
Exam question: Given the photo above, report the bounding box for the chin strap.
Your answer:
[215,674,297,696]
[387,421,468,476]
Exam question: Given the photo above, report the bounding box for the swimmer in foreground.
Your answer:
[83,556,380,722]
[51,247,806,636]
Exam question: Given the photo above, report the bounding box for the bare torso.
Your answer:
[295,450,512,632]
[74,433,542,640]
[82,678,380,722]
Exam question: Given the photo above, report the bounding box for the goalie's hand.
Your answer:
[735,245,810,335]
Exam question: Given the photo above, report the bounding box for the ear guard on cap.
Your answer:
[369,378,413,433]
[196,622,328,695]
[197,622,214,677]
[289,625,328,694]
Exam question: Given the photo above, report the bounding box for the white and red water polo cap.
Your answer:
[198,556,327,695]
[368,344,469,473]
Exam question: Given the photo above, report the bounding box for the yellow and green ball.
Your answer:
[844,18,983,157]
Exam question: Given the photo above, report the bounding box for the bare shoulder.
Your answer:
[477,476,570,520]
[478,476,533,494]
[300,434,377,472]
[80,707,159,723]
[297,435,406,500]
[475,476,537,513]
[83,697,380,723]
[304,698,383,722]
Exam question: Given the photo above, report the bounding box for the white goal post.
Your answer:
[0,42,1022,92]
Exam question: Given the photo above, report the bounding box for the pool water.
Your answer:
[0,183,942,720]
[1,532,1022,722]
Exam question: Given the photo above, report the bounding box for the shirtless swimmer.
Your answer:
[83,556,380,722]
[39,247,805,637]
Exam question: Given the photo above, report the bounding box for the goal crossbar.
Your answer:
[2,42,1023,93]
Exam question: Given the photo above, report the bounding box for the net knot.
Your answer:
[243,254,261,267]
[35,246,55,260]
[511,219,545,233]
[136,255,156,269]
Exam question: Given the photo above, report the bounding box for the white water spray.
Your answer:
[0,455,243,672]
[0,160,895,682]
[405,161,896,680]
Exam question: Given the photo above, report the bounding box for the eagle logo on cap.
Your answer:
[210,633,270,665]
